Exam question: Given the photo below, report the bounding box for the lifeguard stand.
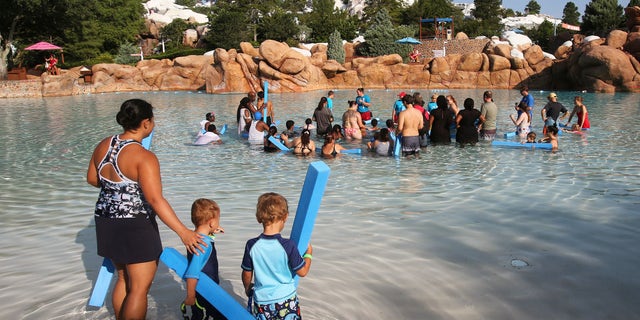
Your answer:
[419,17,454,41]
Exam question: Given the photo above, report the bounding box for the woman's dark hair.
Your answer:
[316,97,328,111]
[402,94,415,105]
[237,97,251,123]
[379,128,390,142]
[300,129,311,146]
[436,95,448,110]
[305,118,312,125]
[207,124,217,132]
[268,126,277,136]
[463,98,474,110]
[324,133,335,145]
[116,99,153,131]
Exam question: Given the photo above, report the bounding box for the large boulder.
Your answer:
[523,45,545,65]
[576,45,637,87]
[239,42,260,57]
[458,52,483,72]
[606,30,628,50]
[259,40,306,75]
[487,54,511,71]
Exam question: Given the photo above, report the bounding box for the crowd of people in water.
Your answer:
[195,86,591,155]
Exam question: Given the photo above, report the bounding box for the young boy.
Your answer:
[241,193,312,320]
[526,132,537,143]
[182,198,226,320]
[282,120,297,138]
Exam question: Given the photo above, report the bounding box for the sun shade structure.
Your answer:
[24,41,62,51]
[395,37,422,45]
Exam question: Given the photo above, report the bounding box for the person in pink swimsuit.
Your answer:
[565,96,590,130]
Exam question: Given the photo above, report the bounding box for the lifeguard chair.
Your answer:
[419,17,454,41]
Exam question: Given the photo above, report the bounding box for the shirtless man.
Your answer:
[397,95,424,157]
[342,100,365,140]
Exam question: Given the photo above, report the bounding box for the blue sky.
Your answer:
[502,0,592,19]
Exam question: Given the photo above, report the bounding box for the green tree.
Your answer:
[64,0,145,61]
[457,0,503,37]
[357,9,411,57]
[327,30,345,63]
[562,2,581,25]
[524,19,554,51]
[401,0,462,27]
[629,0,640,7]
[114,43,141,65]
[160,20,193,51]
[582,0,625,36]
[205,4,252,49]
[473,0,502,21]
[526,0,541,15]
[363,0,404,26]
[303,0,358,42]
[257,9,299,45]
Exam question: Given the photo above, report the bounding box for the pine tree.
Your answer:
[582,0,625,36]
[628,0,640,7]
[562,2,581,25]
[327,30,345,64]
[357,9,406,57]
[526,0,541,15]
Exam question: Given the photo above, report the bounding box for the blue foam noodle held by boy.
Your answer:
[290,161,330,283]
[88,129,154,307]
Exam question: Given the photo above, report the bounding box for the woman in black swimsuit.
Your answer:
[283,129,316,155]
[321,134,345,158]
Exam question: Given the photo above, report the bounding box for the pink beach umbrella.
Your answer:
[24,41,64,63]
[24,41,62,51]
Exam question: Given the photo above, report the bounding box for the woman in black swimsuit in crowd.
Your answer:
[282,129,316,155]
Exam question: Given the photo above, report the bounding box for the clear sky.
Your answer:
[502,0,593,19]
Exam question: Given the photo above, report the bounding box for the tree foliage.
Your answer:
[524,20,554,52]
[473,0,503,21]
[205,4,252,49]
[327,30,345,63]
[363,0,404,26]
[257,9,300,45]
[305,0,358,42]
[526,1,541,15]
[582,0,625,36]
[357,9,411,57]
[562,2,581,25]
[629,0,640,7]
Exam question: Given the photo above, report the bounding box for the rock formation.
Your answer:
[15,6,640,98]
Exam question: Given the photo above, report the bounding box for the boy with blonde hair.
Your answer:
[182,198,225,320]
[241,193,312,320]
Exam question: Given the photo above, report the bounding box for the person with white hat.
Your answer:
[541,92,568,135]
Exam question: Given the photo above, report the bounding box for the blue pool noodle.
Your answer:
[268,136,290,151]
[160,248,254,319]
[491,140,553,150]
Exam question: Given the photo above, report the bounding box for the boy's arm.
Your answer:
[295,245,313,277]
[184,278,198,305]
[242,270,253,297]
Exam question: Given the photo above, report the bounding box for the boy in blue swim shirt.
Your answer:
[241,192,313,320]
[182,198,226,320]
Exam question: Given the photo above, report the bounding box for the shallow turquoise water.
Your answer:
[0,89,639,319]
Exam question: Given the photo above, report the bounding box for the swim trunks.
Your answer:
[251,294,301,320]
[402,135,420,156]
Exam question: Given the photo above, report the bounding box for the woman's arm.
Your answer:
[455,114,462,127]
[138,152,205,254]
